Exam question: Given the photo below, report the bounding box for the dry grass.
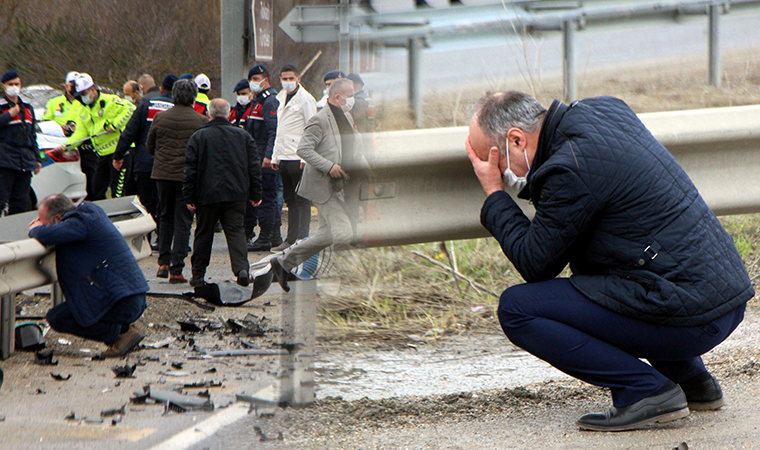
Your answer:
[318,50,760,343]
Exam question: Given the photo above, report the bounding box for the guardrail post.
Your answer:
[52,282,64,307]
[278,279,316,405]
[339,0,351,72]
[1,294,15,360]
[708,2,721,88]
[408,37,423,128]
[563,18,577,103]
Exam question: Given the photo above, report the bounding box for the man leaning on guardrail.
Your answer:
[28,194,149,357]
[465,91,754,432]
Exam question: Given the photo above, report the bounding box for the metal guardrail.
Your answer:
[355,104,760,247]
[0,196,155,359]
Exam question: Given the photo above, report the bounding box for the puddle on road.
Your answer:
[314,334,570,401]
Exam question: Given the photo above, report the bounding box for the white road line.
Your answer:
[147,402,250,450]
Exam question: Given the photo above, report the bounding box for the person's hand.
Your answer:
[262,158,272,169]
[250,199,262,207]
[271,163,279,170]
[29,218,43,230]
[8,105,20,117]
[465,136,503,197]
[113,158,123,170]
[300,161,306,170]
[34,162,41,175]
[186,204,196,212]
[106,126,116,133]
[329,164,346,179]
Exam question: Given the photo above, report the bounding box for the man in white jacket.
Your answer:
[271,65,318,252]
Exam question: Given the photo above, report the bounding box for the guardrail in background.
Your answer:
[0,196,155,359]
[355,104,760,247]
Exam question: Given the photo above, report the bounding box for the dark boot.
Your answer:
[247,227,272,252]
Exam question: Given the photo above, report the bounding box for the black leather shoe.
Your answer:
[237,269,250,287]
[270,257,291,293]
[577,383,689,431]
[680,372,724,411]
[247,239,271,252]
[189,276,207,287]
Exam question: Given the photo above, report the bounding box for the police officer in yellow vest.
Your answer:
[42,71,81,136]
[193,74,211,116]
[52,73,135,200]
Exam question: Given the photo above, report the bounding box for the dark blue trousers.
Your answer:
[46,294,147,345]
[498,278,745,407]
[245,169,281,233]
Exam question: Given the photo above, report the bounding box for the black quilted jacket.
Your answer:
[481,96,754,326]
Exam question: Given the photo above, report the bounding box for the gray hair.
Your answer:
[475,91,547,151]
[172,79,197,107]
[41,194,76,222]
[328,78,352,97]
[208,98,231,119]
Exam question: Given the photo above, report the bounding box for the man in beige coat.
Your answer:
[271,78,363,291]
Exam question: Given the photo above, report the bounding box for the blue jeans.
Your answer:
[46,294,147,345]
[498,278,745,407]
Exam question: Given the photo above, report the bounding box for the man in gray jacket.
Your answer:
[147,79,208,283]
[271,78,364,291]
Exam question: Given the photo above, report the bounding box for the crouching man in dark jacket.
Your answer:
[29,195,149,357]
[466,92,754,432]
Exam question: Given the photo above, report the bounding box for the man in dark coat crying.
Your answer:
[466,91,754,432]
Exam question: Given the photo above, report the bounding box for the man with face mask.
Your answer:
[241,64,282,251]
[28,194,149,357]
[52,73,136,200]
[466,91,753,432]
[270,64,317,252]
[0,70,42,216]
[42,71,81,137]
[316,70,345,111]
[229,79,251,127]
[270,78,368,292]
[123,80,142,104]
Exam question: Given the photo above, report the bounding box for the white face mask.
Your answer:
[4,85,20,98]
[502,142,530,193]
[282,81,297,93]
[81,92,94,105]
[236,95,251,106]
[322,88,329,98]
[249,80,264,94]
[341,96,355,113]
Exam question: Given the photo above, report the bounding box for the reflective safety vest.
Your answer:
[42,95,80,127]
[194,92,210,115]
[67,92,135,156]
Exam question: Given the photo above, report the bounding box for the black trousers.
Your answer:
[192,201,248,278]
[91,154,119,200]
[279,160,311,244]
[0,167,32,216]
[79,142,98,199]
[156,180,193,274]
[135,172,159,225]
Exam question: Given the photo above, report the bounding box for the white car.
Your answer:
[33,122,87,208]
[9,85,87,209]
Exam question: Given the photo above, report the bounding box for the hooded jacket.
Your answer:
[481,96,754,326]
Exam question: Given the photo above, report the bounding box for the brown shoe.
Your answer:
[169,274,188,284]
[101,325,145,358]
[157,265,169,278]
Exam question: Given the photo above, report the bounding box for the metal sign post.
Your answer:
[253,0,274,61]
